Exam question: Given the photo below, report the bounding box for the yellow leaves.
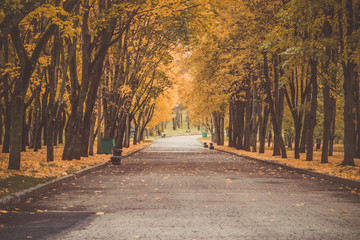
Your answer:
[216,143,360,181]
[0,141,151,188]
[96,212,105,215]
[36,209,48,213]
[1,65,20,80]
[38,55,51,67]
[118,85,133,97]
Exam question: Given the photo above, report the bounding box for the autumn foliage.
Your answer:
[0,0,359,179]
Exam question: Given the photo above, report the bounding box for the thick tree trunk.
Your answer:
[220,116,224,145]
[342,61,356,165]
[243,77,251,151]
[9,98,25,169]
[355,72,360,158]
[321,77,332,163]
[341,0,356,165]
[133,120,139,145]
[116,115,126,149]
[263,52,287,158]
[250,85,258,152]
[300,90,311,153]
[123,114,130,148]
[172,117,176,130]
[228,101,234,147]
[2,109,10,153]
[32,89,42,152]
[233,100,245,150]
[306,59,318,161]
[212,112,224,145]
[272,55,284,156]
[46,116,55,162]
[2,37,10,153]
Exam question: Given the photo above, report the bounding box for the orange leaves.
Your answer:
[0,142,150,183]
[216,144,360,182]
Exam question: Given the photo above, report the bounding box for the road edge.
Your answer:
[216,148,360,189]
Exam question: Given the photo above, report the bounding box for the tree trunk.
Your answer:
[172,117,176,130]
[58,108,65,144]
[32,88,42,152]
[321,73,332,163]
[2,110,10,153]
[124,114,130,148]
[88,113,96,156]
[272,55,285,156]
[228,101,234,147]
[2,36,10,153]
[341,0,356,165]
[300,90,311,153]
[116,114,126,149]
[355,72,360,158]
[259,104,269,153]
[0,112,3,145]
[21,110,27,152]
[250,84,258,152]
[97,88,102,154]
[263,52,287,158]
[268,130,272,147]
[8,98,24,169]
[342,60,356,165]
[133,118,139,145]
[306,59,318,161]
[243,77,251,151]
[329,97,336,156]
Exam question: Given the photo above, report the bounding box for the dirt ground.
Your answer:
[1,135,360,239]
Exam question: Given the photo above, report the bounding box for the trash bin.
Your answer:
[111,148,122,165]
[100,138,115,154]
[202,132,208,138]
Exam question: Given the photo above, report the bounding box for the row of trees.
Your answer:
[182,0,360,166]
[0,0,197,170]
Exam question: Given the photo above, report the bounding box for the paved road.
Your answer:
[1,135,360,239]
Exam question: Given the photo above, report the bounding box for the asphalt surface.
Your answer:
[1,135,360,239]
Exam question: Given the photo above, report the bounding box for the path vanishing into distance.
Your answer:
[1,135,360,239]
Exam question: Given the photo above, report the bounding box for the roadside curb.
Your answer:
[216,148,360,189]
[0,144,150,209]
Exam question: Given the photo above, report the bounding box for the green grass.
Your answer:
[163,111,202,136]
[0,175,56,197]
